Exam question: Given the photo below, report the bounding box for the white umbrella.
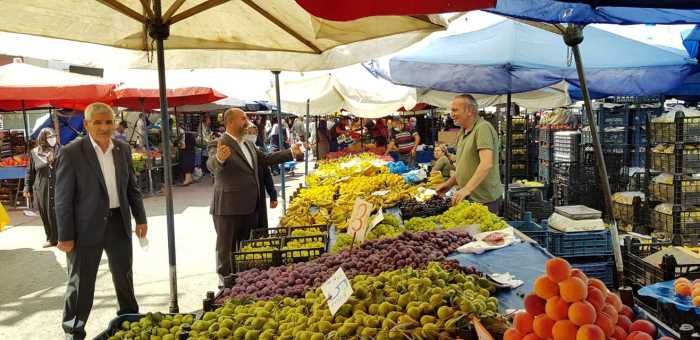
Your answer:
[0,0,447,312]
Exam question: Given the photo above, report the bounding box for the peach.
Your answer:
[587,286,606,313]
[595,311,615,337]
[675,282,692,297]
[589,278,609,294]
[619,305,634,320]
[533,314,556,339]
[504,328,524,340]
[513,311,535,335]
[629,320,656,338]
[560,277,588,303]
[546,296,571,321]
[693,295,700,307]
[612,326,627,340]
[606,293,623,312]
[546,258,572,283]
[524,293,547,316]
[576,324,605,340]
[602,305,619,325]
[616,314,631,333]
[691,287,700,298]
[522,334,543,340]
[571,268,589,284]
[534,275,560,299]
[552,320,579,340]
[626,331,653,340]
[569,301,597,326]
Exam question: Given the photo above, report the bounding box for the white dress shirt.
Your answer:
[89,135,120,209]
[219,132,253,168]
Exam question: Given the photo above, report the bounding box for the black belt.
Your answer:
[107,208,121,217]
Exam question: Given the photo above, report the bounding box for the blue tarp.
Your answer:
[488,0,700,25]
[555,0,699,8]
[31,113,84,144]
[683,25,700,59]
[367,20,699,97]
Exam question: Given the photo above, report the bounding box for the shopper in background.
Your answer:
[386,119,420,167]
[55,103,147,340]
[437,94,503,214]
[113,121,128,143]
[314,119,330,160]
[329,116,349,152]
[24,127,59,248]
[371,118,389,147]
[245,125,278,229]
[291,117,305,143]
[432,144,454,178]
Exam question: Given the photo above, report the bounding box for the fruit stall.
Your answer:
[99,152,687,340]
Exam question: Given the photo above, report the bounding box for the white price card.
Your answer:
[346,198,372,242]
[371,190,390,196]
[334,176,351,184]
[367,208,384,234]
[321,267,353,316]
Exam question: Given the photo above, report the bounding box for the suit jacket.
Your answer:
[207,133,292,215]
[55,137,147,247]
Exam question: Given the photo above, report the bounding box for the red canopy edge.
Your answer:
[295,0,496,21]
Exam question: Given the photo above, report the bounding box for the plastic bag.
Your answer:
[387,161,409,174]
[0,202,9,232]
[401,169,426,184]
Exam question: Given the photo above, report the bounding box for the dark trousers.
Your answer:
[213,213,258,285]
[35,189,57,244]
[62,211,138,340]
[485,198,503,216]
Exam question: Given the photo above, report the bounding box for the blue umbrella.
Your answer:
[371,20,698,96]
[31,112,84,144]
[683,25,700,59]
[488,0,700,25]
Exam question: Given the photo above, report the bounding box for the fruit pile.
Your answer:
[282,185,334,227]
[107,312,194,340]
[673,277,700,306]
[196,262,497,340]
[400,196,452,220]
[218,230,473,302]
[0,155,28,167]
[505,258,669,340]
[306,153,388,187]
[427,171,445,188]
[403,200,508,233]
[332,214,402,252]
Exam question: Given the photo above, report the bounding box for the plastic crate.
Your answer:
[287,224,330,235]
[250,226,288,239]
[623,238,700,290]
[570,258,615,288]
[649,178,700,207]
[233,238,284,273]
[650,209,700,246]
[93,313,196,340]
[283,234,328,249]
[613,199,643,225]
[538,160,552,183]
[547,228,612,258]
[508,212,548,246]
[650,116,700,144]
[280,246,325,265]
[651,149,700,174]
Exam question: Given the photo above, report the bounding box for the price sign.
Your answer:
[371,190,390,196]
[367,208,384,234]
[321,267,353,316]
[346,198,372,242]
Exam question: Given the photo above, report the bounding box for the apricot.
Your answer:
[546,296,571,321]
[587,286,606,313]
[522,334,542,340]
[533,314,556,339]
[513,311,535,335]
[675,282,692,297]
[504,328,524,340]
[693,295,700,307]
[524,293,547,316]
[546,258,572,283]
[629,320,656,338]
[626,331,653,340]
[616,314,631,333]
[576,324,605,340]
[595,311,615,336]
[612,326,627,340]
[691,287,700,298]
[675,277,690,285]
[560,277,588,303]
[569,301,597,326]
[619,304,634,319]
[571,268,589,284]
[589,278,609,294]
[606,293,623,312]
[602,305,619,325]
[534,275,560,299]
[552,320,579,340]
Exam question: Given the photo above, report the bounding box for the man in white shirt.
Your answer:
[55,102,148,340]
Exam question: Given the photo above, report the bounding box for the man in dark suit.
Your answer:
[207,108,303,284]
[55,102,148,340]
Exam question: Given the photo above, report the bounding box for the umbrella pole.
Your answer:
[505,93,512,214]
[151,0,179,313]
[316,116,319,161]
[50,108,61,145]
[273,71,286,213]
[21,100,30,150]
[565,25,622,285]
[142,99,155,196]
[305,99,310,177]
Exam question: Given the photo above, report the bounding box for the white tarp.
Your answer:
[0,1,446,72]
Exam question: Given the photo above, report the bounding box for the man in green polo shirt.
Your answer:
[437,94,503,214]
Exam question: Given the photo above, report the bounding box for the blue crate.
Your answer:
[508,212,548,247]
[570,258,615,288]
[546,227,613,258]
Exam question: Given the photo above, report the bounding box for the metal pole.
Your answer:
[141,98,155,196]
[21,100,30,150]
[151,0,179,313]
[272,71,286,213]
[566,25,622,285]
[50,108,62,145]
[505,93,512,208]
[305,99,310,177]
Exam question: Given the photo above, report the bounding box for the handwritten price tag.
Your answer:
[367,208,384,234]
[371,190,390,196]
[346,198,372,242]
[321,267,353,316]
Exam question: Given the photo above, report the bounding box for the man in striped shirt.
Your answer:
[386,118,420,167]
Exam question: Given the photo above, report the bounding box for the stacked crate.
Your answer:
[646,111,700,246]
[501,116,530,180]
[537,125,573,184]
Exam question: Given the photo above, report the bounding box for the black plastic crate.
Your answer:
[649,178,700,207]
[581,128,629,146]
[651,149,700,174]
[283,234,328,249]
[280,246,325,265]
[613,197,643,225]
[546,228,612,258]
[233,249,281,273]
[250,226,289,239]
[570,257,615,288]
[93,313,197,340]
[622,238,700,290]
[650,116,700,144]
[651,209,700,245]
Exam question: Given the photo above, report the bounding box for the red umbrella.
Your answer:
[113,87,227,111]
[295,0,496,21]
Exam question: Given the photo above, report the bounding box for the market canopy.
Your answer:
[0,60,115,111]
[295,0,495,21]
[368,20,699,97]
[0,1,446,71]
[683,25,700,59]
[31,111,84,144]
[113,86,226,111]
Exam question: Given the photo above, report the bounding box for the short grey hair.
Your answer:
[454,94,478,112]
[223,108,245,126]
[84,102,114,121]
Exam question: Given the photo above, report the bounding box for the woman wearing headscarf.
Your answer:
[24,128,59,247]
[315,120,330,160]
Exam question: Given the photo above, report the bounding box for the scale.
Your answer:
[554,205,602,220]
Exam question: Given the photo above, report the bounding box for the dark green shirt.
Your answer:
[455,117,503,203]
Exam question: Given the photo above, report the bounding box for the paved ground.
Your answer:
[0,164,310,340]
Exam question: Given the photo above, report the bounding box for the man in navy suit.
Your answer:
[55,102,148,340]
